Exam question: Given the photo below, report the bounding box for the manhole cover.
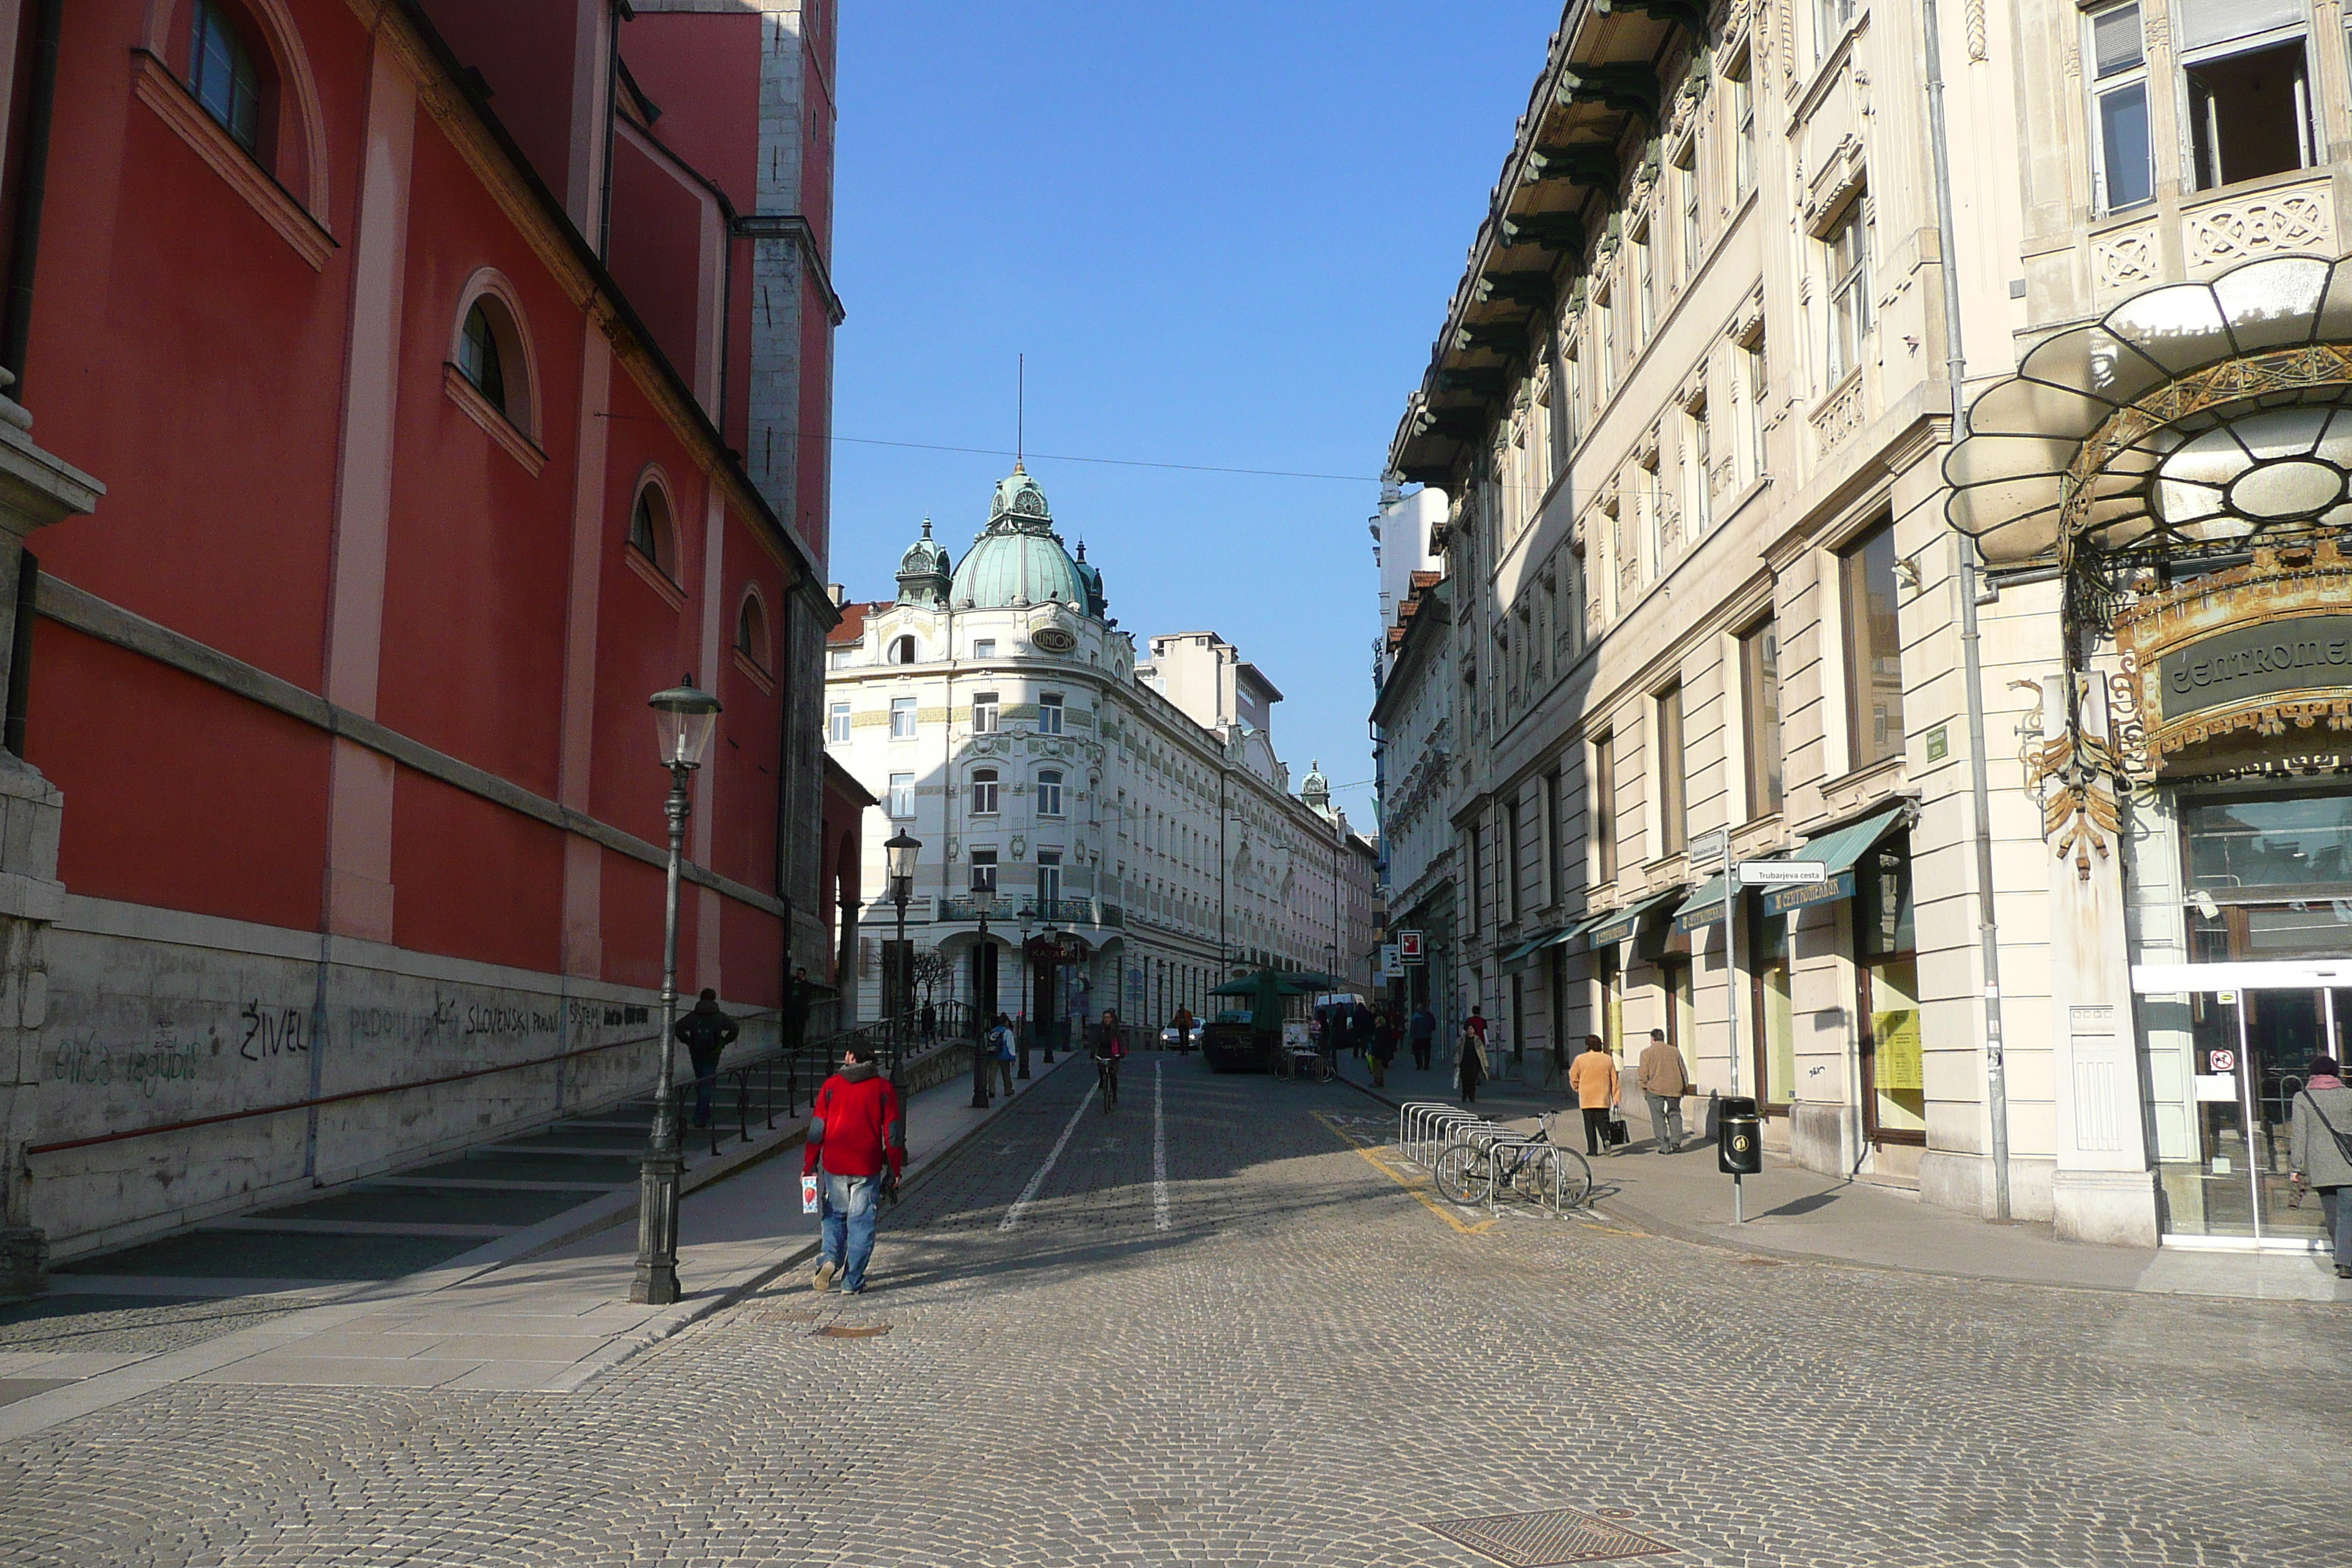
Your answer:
[1422,1508,1676,1566]
[810,1323,891,1338]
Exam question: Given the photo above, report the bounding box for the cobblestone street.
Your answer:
[2,1055,2345,1567]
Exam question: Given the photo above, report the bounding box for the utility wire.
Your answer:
[830,432,1382,485]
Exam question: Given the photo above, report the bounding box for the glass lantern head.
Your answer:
[883,829,921,886]
[649,680,723,769]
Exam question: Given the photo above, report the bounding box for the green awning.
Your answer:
[1580,888,1684,948]
[1671,872,1730,935]
[1761,807,1908,916]
[1497,927,1573,975]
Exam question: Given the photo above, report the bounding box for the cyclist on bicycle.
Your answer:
[1088,1009,1126,1109]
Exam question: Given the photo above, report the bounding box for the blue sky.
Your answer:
[829,3,1551,822]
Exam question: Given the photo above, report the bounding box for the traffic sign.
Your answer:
[1381,943,1403,979]
[1397,930,1425,962]
[1735,859,1828,887]
[1689,827,1730,874]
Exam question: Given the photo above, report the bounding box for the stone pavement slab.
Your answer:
[1326,1049,2352,1301]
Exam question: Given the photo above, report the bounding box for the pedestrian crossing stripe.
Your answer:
[1311,1111,1497,1236]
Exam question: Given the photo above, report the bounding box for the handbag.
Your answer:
[2302,1091,2352,1166]
[1604,1112,1630,1147]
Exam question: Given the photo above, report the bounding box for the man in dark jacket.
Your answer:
[1409,1004,1437,1071]
[674,989,740,1128]
[782,968,813,1057]
[804,1041,905,1294]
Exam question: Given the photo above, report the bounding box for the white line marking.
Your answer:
[999,1080,1097,1231]
[1153,1060,1169,1232]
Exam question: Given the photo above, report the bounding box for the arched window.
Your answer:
[630,483,676,576]
[736,589,771,673]
[891,635,916,665]
[189,0,262,151]
[448,274,538,444]
[1037,769,1064,818]
[970,769,999,815]
[459,302,506,410]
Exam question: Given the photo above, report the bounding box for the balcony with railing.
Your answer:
[935,896,1123,929]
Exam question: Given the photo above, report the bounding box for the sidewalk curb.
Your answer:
[555,1051,1086,1391]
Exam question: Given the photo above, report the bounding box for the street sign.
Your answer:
[1735,859,1828,887]
[1689,827,1730,874]
[1381,943,1403,979]
[1397,930,1425,962]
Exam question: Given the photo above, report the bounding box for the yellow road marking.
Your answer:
[1312,1111,1497,1235]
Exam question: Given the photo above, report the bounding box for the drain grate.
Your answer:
[1422,1508,1676,1567]
[809,1323,891,1338]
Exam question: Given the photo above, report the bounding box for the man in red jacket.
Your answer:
[804,1041,904,1294]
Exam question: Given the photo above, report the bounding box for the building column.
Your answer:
[557,319,612,978]
[692,482,726,995]
[2043,674,2160,1247]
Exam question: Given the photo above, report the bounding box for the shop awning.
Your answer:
[1579,889,1684,948]
[1670,872,1730,935]
[1760,807,1908,916]
[1497,926,1576,975]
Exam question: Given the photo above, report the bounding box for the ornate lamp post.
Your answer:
[969,890,998,1109]
[631,679,722,1306]
[1041,919,1060,1063]
[1015,906,1034,1081]
[883,829,919,1113]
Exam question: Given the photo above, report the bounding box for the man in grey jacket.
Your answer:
[1637,1028,1692,1154]
[2290,1053,2352,1279]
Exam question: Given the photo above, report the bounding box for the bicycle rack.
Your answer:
[1403,1105,1485,1166]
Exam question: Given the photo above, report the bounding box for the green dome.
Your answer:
[949,463,1088,611]
[895,519,951,606]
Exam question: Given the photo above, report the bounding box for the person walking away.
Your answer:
[1637,1027,1692,1153]
[987,1011,1017,1098]
[1457,1022,1488,1104]
[1172,1003,1195,1055]
[2291,1054,2352,1279]
[1368,1007,1399,1088]
[1569,1036,1622,1157]
[1351,999,1375,1060]
[782,966,812,1060]
[674,988,740,1129]
[1410,1003,1436,1071]
[919,1000,938,1046]
[804,1041,904,1295]
[1088,1009,1126,1109]
[1466,1006,1489,1055]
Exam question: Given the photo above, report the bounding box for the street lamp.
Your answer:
[883,829,919,1110]
[1015,906,1034,1081]
[1041,919,1060,1063]
[632,678,722,1306]
[970,890,998,1109]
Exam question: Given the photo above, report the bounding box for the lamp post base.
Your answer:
[629,1145,685,1305]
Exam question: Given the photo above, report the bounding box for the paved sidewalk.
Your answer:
[1328,1049,2350,1303]
[0,1051,1080,1440]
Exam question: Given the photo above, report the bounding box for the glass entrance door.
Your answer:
[2176,987,2337,1243]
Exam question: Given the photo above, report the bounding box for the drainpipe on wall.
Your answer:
[1923,0,2014,1222]
[0,0,63,393]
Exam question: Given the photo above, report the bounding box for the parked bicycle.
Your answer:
[1432,1111,1592,1209]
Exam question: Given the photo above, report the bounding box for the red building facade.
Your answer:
[0,0,853,1265]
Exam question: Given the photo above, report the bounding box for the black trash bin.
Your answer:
[1718,1095,1762,1175]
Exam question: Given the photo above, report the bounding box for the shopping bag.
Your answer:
[1605,1115,1629,1147]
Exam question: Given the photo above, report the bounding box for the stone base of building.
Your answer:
[2052,1168,2161,1248]
[1788,1101,1858,1179]
[1918,1150,2056,1222]
[0,1224,44,1297]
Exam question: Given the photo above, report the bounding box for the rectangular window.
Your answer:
[1039,693,1065,734]
[1749,889,1796,1107]
[1544,772,1564,905]
[1469,823,1486,931]
[969,848,998,894]
[1687,401,1713,536]
[1825,199,1872,383]
[1842,519,1907,769]
[828,647,852,669]
[1656,683,1688,856]
[1745,337,1768,483]
[1505,800,1523,924]
[1817,0,1855,58]
[1592,731,1618,883]
[2186,36,2314,191]
[826,701,850,744]
[887,771,914,818]
[973,638,997,659]
[1633,230,1655,344]
[1741,618,1784,816]
[1679,155,1703,280]
[1037,770,1064,817]
[2089,4,2155,211]
[971,691,998,733]
[1730,56,1756,198]
[889,697,917,739]
[1037,851,1062,905]
[969,770,999,815]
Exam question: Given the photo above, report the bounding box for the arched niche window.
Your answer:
[624,473,684,606]
[445,271,542,468]
[735,589,772,674]
[137,0,333,266]
[890,635,917,665]
[1036,769,1065,818]
[970,768,1000,815]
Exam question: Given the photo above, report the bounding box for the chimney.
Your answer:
[828,583,846,606]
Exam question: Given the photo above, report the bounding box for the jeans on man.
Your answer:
[1645,1091,1686,1153]
[688,1046,723,1127]
[2323,1187,2352,1269]
[820,1173,883,1292]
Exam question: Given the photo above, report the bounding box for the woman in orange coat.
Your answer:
[1567,1035,1621,1157]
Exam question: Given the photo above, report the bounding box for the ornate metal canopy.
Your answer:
[1945,255,2352,580]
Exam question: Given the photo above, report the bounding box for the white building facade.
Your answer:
[826,467,1370,1040]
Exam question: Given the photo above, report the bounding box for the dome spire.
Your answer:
[894,515,951,606]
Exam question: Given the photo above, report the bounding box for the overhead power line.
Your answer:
[831,433,1382,485]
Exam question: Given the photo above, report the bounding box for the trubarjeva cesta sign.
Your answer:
[2159,614,2352,720]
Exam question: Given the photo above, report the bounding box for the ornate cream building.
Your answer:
[826,466,1375,1041]
[1376,0,2352,1254]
